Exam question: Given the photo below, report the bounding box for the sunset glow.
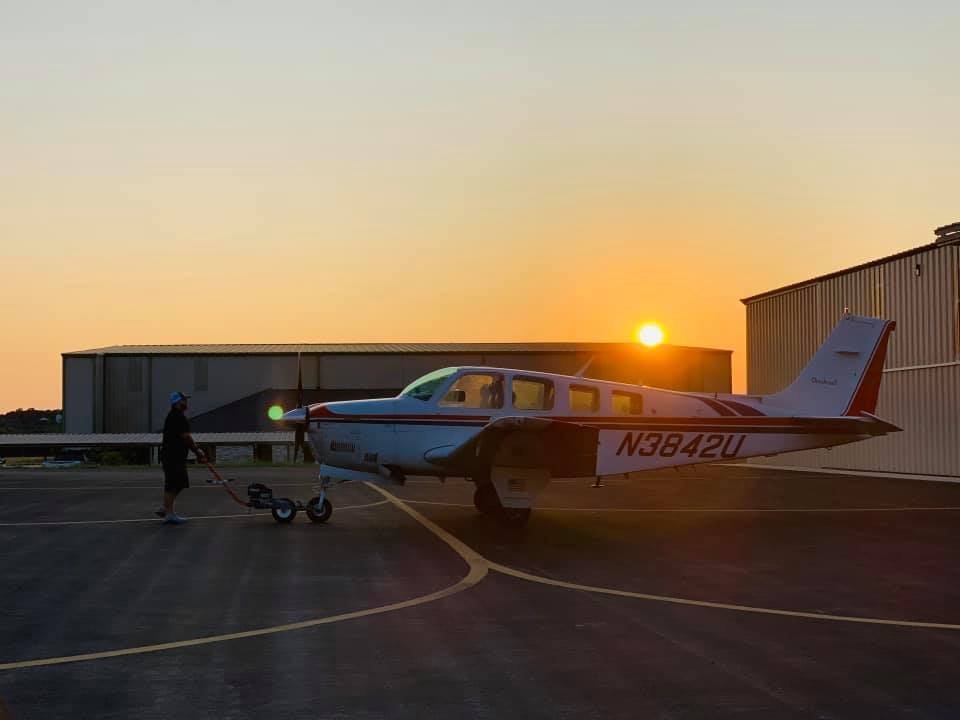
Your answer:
[2,4,958,411]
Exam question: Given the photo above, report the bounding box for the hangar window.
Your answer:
[512,376,555,411]
[439,373,504,409]
[612,391,643,415]
[569,384,599,413]
[193,357,209,392]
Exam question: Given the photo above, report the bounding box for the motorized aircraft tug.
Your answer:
[281,314,899,527]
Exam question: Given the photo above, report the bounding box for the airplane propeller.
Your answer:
[292,351,307,462]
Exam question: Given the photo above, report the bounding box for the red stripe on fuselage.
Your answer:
[694,397,737,416]
[718,400,766,416]
[306,411,876,435]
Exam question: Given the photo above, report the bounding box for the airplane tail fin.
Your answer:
[765,315,895,417]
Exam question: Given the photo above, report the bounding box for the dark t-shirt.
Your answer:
[161,408,190,465]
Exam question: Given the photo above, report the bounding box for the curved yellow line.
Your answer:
[0,496,487,671]
[381,488,960,631]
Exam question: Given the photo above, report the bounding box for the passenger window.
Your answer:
[612,391,643,415]
[439,373,504,409]
[512,376,555,411]
[569,385,599,413]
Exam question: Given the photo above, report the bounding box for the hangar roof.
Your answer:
[0,432,294,448]
[741,222,960,305]
[64,342,731,357]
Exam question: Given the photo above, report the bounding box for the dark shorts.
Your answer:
[163,463,190,493]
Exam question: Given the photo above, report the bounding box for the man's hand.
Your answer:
[195,450,207,464]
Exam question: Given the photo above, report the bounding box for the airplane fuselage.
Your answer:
[303,369,888,481]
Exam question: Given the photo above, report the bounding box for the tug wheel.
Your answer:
[271,498,297,524]
[305,496,333,524]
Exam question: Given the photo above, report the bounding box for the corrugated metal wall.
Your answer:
[746,284,822,394]
[69,347,732,433]
[884,245,959,367]
[747,242,960,476]
[104,356,149,432]
[63,357,95,433]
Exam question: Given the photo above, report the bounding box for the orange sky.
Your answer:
[2,3,958,412]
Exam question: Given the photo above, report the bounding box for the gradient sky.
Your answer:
[2,1,958,412]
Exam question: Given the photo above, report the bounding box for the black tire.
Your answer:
[271,498,297,524]
[497,507,532,529]
[305,496,333,524]
[473,483,500,515]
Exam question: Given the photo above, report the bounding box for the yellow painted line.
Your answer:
[365,484,488,568]
[0,498,486,672]
[0,500,390,528]
[486,561,960,631]
[382,488,960,631]
[402,499,960,514]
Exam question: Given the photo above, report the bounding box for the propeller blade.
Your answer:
[294,424,305,463]
[296,351,304,408]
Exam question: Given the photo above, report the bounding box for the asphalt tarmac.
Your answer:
[1,464,959,719]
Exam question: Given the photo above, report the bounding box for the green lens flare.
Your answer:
[268,405,284,421]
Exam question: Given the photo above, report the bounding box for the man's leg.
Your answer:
[163,489,179,515]
[158,465,174,516]
[160,464,189,523]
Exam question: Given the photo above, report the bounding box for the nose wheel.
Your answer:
[305,496,333,523]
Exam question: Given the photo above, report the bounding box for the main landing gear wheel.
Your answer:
[474,483,532,528]
[305,496,333,524]
[473,483,500,516]
[271,498,297,524]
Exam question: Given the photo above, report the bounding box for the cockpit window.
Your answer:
[400,368,457,402]
[439,373,504,409]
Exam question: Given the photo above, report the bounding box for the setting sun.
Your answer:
[635,323,665,347]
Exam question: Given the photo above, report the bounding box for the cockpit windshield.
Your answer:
[400,367,457,402]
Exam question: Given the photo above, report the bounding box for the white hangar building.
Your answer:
[743,221,960,477]
[62,341,732,435]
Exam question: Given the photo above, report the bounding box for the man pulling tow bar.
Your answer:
[155,391,206,525]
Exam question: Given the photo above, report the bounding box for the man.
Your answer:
[155,391,206,525]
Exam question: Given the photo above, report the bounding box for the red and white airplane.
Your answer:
[282,314,898,527]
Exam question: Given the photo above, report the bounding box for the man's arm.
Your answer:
[181,432,207,463]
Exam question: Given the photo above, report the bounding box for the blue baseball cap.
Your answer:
[169,391,191,406]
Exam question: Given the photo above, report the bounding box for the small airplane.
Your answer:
[280,314,899,527]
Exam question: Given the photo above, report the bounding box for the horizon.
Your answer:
[3,1,959,413]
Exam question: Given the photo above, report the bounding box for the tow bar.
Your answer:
[203,461,333,524]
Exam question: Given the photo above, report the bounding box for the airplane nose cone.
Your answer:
[279,407,308,425]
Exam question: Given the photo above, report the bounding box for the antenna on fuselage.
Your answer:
[575,355,595,378]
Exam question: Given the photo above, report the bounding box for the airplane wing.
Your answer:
[424,416,599,478]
